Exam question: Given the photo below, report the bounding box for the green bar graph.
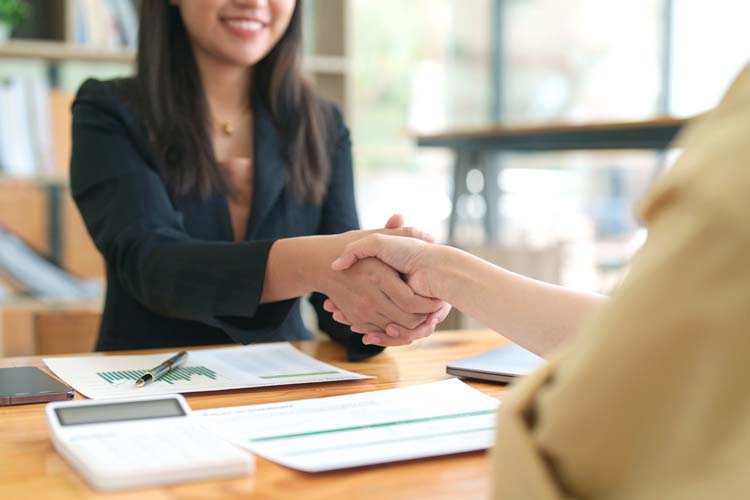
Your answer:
[96,366,218,385]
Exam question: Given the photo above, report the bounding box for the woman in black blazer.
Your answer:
[70,0,450,360]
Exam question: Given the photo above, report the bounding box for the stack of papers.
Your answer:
[44,343,371,399]
[196,378,500,472]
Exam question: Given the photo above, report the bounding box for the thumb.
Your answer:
[385,213,404,229]
[331,235,383,271]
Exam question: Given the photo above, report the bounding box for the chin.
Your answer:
[217,46,269,67]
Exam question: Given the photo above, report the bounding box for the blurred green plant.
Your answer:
[0,0,30,28]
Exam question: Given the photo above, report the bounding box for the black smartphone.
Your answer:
[0,367,74,405]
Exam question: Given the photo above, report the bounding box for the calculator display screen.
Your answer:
[55,399,186,426]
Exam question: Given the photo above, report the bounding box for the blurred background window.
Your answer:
[350,0,493,242]
[0,0,747,335]
[669,0,750,116]
[348,0,749,293]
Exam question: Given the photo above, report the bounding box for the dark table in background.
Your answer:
[416,117,690,243]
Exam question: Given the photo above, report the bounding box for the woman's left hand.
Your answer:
[323,214,452,346]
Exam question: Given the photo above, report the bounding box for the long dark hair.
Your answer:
[135,1,332,203]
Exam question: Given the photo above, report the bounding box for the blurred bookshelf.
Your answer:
[0,0,139,297]
[5,0,138,56]
[0,39,134,63]
[0,0,354,178]
[303,0,352,116]
[0,0,353,352]
[0,0,351,356]
[0,0,353,179]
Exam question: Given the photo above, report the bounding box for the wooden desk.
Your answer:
[0,330,509,499]
[416,117,690,243]
[1,301,102,357]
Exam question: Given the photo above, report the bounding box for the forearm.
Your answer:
[433,247,606,357]
[262,236,331,303]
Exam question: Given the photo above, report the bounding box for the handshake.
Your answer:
[320,214,452,347]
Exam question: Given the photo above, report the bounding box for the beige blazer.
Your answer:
[492,65,750,500]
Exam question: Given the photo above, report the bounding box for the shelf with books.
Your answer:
[0,80,72,180]
[6,0,138,53]
[0,39,134,63]
[66,0,139,51]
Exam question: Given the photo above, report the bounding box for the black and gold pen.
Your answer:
[135,351,188,387]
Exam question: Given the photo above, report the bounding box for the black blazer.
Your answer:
[70,78,382,361]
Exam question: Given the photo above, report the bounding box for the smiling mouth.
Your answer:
[223,19,266,32]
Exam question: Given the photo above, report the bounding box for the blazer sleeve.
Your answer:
[308,104,385,361]
[70,79,294,342]
[491,66,750,500]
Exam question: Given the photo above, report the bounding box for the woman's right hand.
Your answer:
[331,233,440,298]
[312,227,443,334]
[323,233,451,345]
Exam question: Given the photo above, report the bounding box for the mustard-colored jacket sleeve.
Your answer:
[492,66,750,500]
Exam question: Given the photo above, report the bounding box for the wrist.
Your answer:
[427,245,468,302]
[266,236,330,299]
[305,234,346,294]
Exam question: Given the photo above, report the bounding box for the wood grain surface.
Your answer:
[0,330,511,500]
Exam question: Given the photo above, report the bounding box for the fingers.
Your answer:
[326,254,438,334]
[331,234,383,271]
[428,302,453,326]
[325,291,436,334]
[331,233,409,271]
[383,302,451,340]
[385,213,404,229]
[358,301,452,347]
[373,285,428,330]
[380,271,442,315]
[385,226,435,244]
[332,310,351,325]
[324,297,389,334]
[332,228,433,272]
[350,323,386,335]
[323,299,350,325]
[361,320,432,347]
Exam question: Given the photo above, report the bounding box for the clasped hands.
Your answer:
[320,214,448,347]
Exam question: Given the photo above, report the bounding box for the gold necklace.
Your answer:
[219,121,235,136]
[217,106,251,137]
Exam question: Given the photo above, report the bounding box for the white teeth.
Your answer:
[226,20,264,31]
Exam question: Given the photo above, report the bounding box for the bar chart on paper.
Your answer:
[44,343,372,399]
[96,366,218,385]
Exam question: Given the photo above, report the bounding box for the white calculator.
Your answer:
[46,394,254,491]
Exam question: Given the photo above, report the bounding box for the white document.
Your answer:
[195,378,500,472]
[44,343,371,400]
